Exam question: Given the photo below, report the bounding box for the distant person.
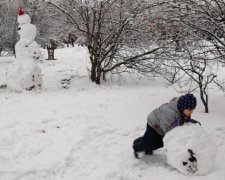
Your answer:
[133,93,201,158]
[70,38,75,47]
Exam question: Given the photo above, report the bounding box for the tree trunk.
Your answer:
[205,103,209,113]
[13,47,16,58]
[200,89,209,113]
[96,65,102,84]
[102,71,106,81]
[90,61,97,82]
[90,54,102,84]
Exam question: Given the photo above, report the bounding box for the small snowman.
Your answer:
[6,7,43,92]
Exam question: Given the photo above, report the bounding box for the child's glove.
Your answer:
[189,119,201,126]
[171,117,201,128]
[179,118,185,126]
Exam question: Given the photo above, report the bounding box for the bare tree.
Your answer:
[48,0,164,84]
[145,0,225,113]
[157,38,224,113]
[158,0,225,63]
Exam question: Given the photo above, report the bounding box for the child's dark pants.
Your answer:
[133,124,164,153]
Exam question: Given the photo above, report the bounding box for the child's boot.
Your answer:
[134,151,139,158]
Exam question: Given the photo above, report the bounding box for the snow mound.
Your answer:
[163,123,217,175]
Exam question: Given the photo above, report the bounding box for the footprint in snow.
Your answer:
[60,78,71,89]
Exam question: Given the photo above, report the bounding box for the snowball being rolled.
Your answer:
[163,123,217,175]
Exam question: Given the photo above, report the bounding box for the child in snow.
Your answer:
[133,93,201,158]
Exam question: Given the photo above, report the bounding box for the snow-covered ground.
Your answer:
[0,46,225,180]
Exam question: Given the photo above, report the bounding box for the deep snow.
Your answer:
[0,46,225,180]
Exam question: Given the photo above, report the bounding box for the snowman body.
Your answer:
[6,9,43,92]
[15,23,40,60]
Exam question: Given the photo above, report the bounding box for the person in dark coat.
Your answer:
[133,93,200,158]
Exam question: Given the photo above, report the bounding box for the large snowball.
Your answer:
[15,40,40,60]
[163,123,217,175]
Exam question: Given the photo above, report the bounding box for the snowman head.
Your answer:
[18,24,37,42]
[17,7,31,24]
[17,7,36,42]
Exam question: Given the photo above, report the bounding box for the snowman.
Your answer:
[6,7,43,92]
